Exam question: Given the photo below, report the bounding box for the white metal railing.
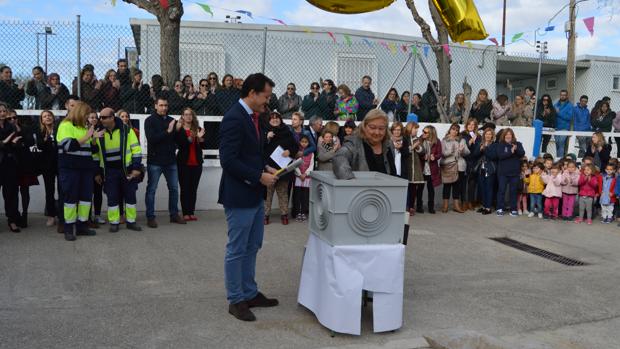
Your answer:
[15,110,620,161]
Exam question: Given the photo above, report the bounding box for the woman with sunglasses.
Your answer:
[320,79,337,120]
[277,83,302,119]
[535,94,557,153]
[193,78,219,116]
[301,82,322,119]
[0,103,22,232]
[415,125,442,213]
[206,72,220,94]
[166,79,188,116]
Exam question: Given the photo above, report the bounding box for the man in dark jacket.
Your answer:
[219,73,279,322]
[116,59,131,88]
[354,75,377,121]
[121,69,151,114]
[0,66,25,109]
[144,97,185,228]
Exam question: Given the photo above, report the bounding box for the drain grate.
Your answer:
[490,237,588,266]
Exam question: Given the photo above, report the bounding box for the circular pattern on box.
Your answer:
[347,189,391,237]
[314,184,330,230]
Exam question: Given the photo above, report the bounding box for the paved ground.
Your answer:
[1,210,620,349]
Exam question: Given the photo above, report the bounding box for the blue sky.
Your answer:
[1,0,618,58]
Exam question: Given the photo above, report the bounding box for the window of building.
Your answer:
[179,43,225,81]
[613,75,620,91]
[336,53,377,91]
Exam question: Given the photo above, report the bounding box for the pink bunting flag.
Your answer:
[442,44,451,56]
[583,17,595,36]
[271,18,287,26]
[489,37,499,46]
[401,44,408,53]
[327,31,336,43]
[379,40,388,49]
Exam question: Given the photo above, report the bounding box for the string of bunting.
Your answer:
[109,1,600,56]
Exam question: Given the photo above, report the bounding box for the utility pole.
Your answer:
[566,0,577,102]
[501,0,507,47]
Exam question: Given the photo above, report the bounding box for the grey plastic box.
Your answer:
[309,171,408,246]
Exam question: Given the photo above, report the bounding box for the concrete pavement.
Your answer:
[1,210,620,348]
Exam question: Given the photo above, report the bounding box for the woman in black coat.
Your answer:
[175,107,206,221]
[192,79,219,115]
[0,103,22,232]
[40,73,70,110]
[37,110,59,227]
[262,111,299,225]
[14,114,41,228]
[215,74,240,115]
[535,94,557,153]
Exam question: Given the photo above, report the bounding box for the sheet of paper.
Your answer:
[270,145,292,169]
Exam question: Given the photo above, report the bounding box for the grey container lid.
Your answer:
[310,171,408,187]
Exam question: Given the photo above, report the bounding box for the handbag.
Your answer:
[440,161,458,184]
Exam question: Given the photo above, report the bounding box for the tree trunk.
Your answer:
[436,49,451,121]
[158,14,181,87]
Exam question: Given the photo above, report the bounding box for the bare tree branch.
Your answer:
[122,0,159,15]
[404,0,438,47]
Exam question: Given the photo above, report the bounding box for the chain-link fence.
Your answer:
[2,18,619,156]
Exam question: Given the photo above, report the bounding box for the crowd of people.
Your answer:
[1,61,620,239]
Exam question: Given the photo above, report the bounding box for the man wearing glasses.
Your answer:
[277,83,302,119]
[96,108,143,233]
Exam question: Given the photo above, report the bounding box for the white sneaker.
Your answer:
[523,209,530,215]
[528,212,535,218]
[538,213,543,219]
[518,210,523,215]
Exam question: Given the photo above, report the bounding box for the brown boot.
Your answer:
[442,199,449,213]
[453,200,465,213]
[462,202,470,211]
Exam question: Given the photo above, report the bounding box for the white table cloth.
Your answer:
[297,233,405,335]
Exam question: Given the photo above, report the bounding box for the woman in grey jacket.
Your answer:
[440,123,470,213]
[332,109,396,180]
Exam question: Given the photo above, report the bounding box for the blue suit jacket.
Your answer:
[218,101,265,208]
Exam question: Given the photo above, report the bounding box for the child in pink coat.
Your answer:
[560,160,580,220]
[576,164,600,224]
[542,164,563,219]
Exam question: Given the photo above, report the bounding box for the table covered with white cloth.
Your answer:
[297,233,405,335]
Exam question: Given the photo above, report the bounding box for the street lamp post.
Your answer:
[533,40,548,121]
[35,26,54,72]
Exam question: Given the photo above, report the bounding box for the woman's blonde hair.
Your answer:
[181,107,200,136]
[592,131,606,147]
[64,101,91,128]
[358,109,390,143]
[39,110,55,136]
[482,128,495,143]
[422,125,438,145]
[337,84,351,97]
[404,121,419,138]
[104,69,116,82]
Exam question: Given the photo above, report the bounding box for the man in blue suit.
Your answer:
[218,73,279,322]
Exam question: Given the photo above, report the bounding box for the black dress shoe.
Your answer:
[126,222,142,231]
[228,301,256,322]
[109,224,120,233]
[247,292,279,308]
[76,228,96,236]
[416,207,424,214]
[428,207,436,214]
[64,232,76,241]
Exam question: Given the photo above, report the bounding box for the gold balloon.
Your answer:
[431,0,488,41]
[306,0,396,14]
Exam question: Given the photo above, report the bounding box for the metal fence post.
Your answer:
[76,14,81,99]
[261,26,267,74]
[407,43,418,115]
